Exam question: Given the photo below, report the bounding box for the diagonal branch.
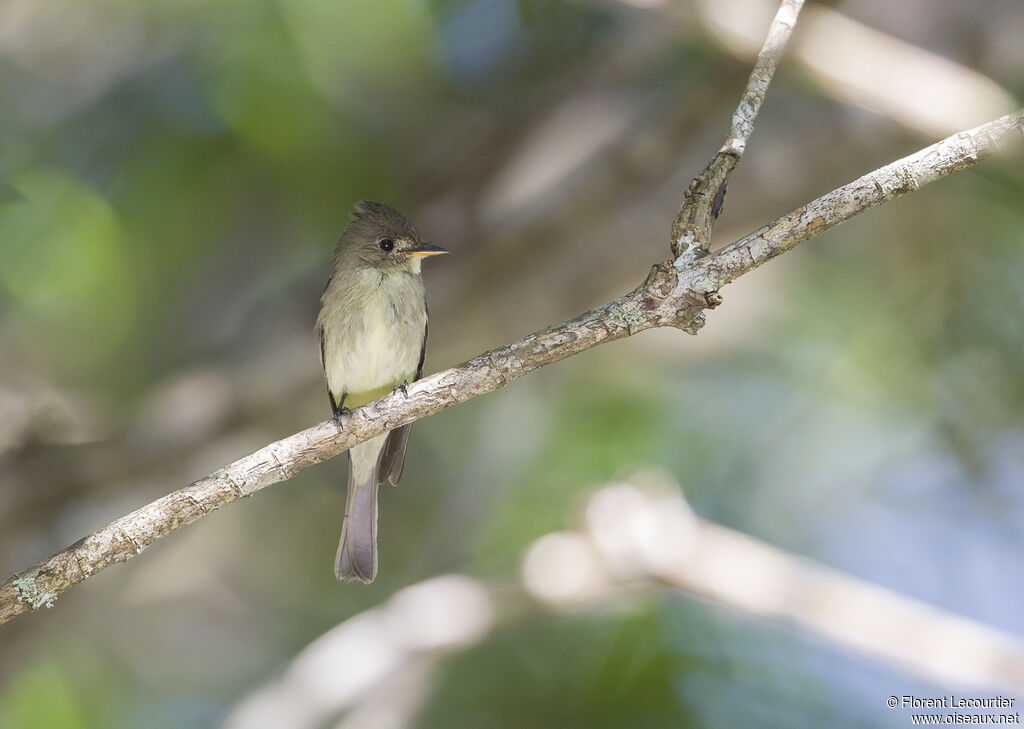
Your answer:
[2,108,1020,626]
[671,0,805,259]
[701,109,1024,284]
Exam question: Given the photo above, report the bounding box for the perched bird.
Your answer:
[316,201,448,582]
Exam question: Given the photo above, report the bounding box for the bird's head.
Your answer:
[340,200,448,272]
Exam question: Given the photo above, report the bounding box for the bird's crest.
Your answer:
[348,200,419,241]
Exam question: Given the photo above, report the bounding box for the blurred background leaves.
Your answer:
[1,0,1023,726]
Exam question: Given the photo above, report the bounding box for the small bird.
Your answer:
[316,201,448,582]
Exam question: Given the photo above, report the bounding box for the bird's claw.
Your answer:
[333,406,352,426]
[394,380,410,398]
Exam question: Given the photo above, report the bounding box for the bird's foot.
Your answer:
[332,406,352,426]
[394,380,410,398]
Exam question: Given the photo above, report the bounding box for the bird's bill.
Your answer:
[407,243,450,257]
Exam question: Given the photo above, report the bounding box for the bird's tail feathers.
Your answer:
[335,457,379,583]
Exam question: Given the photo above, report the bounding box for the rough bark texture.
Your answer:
[671,0,804,258]
[1,2,1021,629]
[702,110,1024,283]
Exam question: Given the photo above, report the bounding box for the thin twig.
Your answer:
[671,0,804,259]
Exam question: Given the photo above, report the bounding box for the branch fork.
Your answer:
[672,0,805,260]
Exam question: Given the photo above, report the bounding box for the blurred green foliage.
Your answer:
[1,169,135,368]
[0,662,91,729]
[2,0,1023,727]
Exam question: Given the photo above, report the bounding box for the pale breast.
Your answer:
[320,268,426,406]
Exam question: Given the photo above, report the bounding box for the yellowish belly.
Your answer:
[321,282,424,407]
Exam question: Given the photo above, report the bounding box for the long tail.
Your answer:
[335,441,381,582]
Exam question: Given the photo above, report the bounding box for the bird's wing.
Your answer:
[416,310,428,379]
[317,320,343,414]
[316,320,325,368]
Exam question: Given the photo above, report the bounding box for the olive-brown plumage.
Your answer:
[316,201,447,582]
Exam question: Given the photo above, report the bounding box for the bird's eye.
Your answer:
[378,238,395,252]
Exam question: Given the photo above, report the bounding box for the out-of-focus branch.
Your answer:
[221,476,1024,729]
[695,0,1017,139]
[526,478,1024,692]
[222,574,496,729]
[670,0,804,258]
[1,108,1022,627]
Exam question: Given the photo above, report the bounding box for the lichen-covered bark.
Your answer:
[702,110,1024,284]
[671,0,805,258]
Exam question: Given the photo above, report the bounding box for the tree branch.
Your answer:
[701,109,1024,284]
[3,11,1021,627]
[671,0,805,259]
